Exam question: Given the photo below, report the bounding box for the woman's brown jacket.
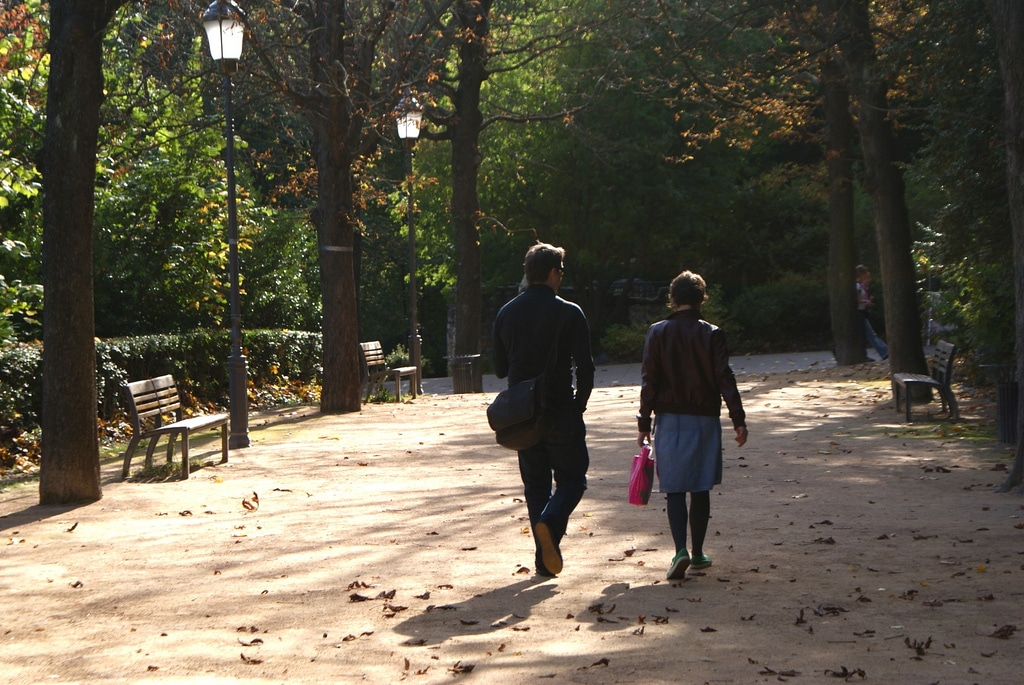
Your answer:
[637,309,746,433]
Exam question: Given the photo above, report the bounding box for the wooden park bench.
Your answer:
[121,374,228,479]
[891,340,960,422]
[360,340,417,402]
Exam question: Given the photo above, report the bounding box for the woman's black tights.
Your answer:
[666,491,710,556]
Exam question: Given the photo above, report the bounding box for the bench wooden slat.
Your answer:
[891,340,960,422]
[360,341,417,402]
[122,374,228,479]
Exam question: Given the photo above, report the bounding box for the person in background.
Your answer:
[493,243,595,578]
[855,265,889,361]
[637,270,748,580]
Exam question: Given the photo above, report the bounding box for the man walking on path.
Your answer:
[493,243,595,577]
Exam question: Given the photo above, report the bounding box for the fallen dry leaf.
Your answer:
[447,660,475,674]
[242,492,259,511]
[759,666,800,677]
[989,624,1016,639]
[825,665,866,679]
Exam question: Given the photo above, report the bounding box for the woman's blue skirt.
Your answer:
[653,413,723,493]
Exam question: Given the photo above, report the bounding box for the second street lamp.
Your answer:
[202,0,249,448]
[396,92,424,395]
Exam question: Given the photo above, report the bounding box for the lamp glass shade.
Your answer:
[202,2,245,62]
[396,95,423,140]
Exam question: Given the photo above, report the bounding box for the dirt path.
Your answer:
[1,365,1021,684]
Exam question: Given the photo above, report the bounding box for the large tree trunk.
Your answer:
[305,0,365,414]
[313,132,362,413]
[821,55,865,366]
[39,0,124,504]
[835,0,928,377]
[448,0,491,362]
[986,0,1024,492]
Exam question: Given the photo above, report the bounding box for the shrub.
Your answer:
[386,343,410,368]
[1,329,323,474]
[728,273,831,351]
[0,342,42,430]
[599,323,649,363]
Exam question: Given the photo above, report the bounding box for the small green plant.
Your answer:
[366,385,394,403]
[386,343,410,368]
[129,458,205,482]
[599,323,650,363]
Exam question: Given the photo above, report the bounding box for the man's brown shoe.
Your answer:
[534,522,562,575]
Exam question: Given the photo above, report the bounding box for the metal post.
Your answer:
[406,142,422,394]
[223,72,249,448]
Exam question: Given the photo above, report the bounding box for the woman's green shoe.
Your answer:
[690,554,712,570]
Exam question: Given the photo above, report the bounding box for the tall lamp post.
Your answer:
[396,92,424,394]
[202,1,249,448]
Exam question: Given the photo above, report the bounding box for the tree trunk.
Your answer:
[985,0,1024,492]
[307,0,364,414]
[448,0,492,362]
[39,0,123,504]
[821,55,865,366]
[835,0,928,378]
[313,145,362,413]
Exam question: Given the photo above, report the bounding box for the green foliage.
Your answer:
[0,241,42,344]
[0,5,45,345]
[905,1,1012,367]
[365,385,394,404]
[2,329,321,439]
[0,3,45,211]
[728,274,831,352]
[2,328,322,475]
[599,323,649,363]
[0,342,42,430]
[386,343,410,368]
[935,259,1014,365]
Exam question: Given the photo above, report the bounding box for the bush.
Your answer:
[386,343,410,368]
[1,329,323,474]
[599,323,649,363]
[0,342,42,431]
[727,274,831,352]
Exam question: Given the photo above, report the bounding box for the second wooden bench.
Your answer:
[891,340,960,422]
[360,341,417,402]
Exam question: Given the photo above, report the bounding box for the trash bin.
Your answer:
[981,363,1017,445]
[449,354,482,394]
[997,380,1018,444]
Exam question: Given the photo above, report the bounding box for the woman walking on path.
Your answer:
[637,271,748,580]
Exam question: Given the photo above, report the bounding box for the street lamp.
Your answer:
[202,1,249,448]
[396,92,424,394]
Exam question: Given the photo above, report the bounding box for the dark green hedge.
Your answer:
[1,329,322,437]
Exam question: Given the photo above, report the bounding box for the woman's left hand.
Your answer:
[734,426,748,446]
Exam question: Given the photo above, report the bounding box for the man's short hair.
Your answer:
[524,243,566,284]
[669,270,707,308]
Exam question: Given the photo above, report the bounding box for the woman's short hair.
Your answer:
[524,243,565,284]
[669,270,707,308]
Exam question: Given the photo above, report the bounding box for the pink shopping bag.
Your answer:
[628,442,655,506]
